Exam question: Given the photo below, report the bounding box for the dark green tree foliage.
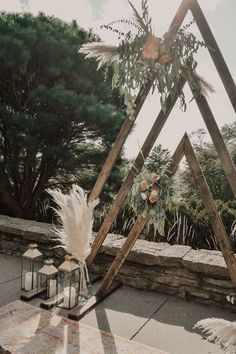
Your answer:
[0,13,124,219]
[146,144,172,174]
[181,123,236,202]
[168,123,236,249]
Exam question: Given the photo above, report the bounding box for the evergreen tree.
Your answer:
[181,123,236,202]
[0,12,124,219]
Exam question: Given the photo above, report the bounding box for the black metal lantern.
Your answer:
[21,244,42,293]
[58,255,79,309]
[38,259,58,300]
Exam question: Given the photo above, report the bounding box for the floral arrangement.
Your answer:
[128,163,172,236]
[80,0,214,119]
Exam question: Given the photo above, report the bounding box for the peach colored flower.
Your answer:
[149,194,158,203]
[141,35,161,61]
[140,180,148,191]
[151,175,160,183]
[150,190,158,197]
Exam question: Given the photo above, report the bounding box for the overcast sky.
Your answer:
[1,0,235,158]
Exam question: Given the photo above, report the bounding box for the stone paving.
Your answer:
[0,253,236,354]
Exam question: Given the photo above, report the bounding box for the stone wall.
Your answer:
[91,235,235,309]
[0,215,65,263]
[0,214,235,309]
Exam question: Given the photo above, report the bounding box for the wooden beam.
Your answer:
[167,133,186,176]
[169,0,189,31]
[189,84,236,199]
[20,287,45,302]
[89,0,189,201]
[95,138,186,297]
[86,78,186,266]
[184,134,236,285]
[96,216,147,297]
[89,83,151,201]
[188,0,236,112]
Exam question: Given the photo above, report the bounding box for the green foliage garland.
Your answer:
[81,1,214,120]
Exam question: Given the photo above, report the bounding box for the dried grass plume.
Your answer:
[47,184,99,262]
[194,318,236,351]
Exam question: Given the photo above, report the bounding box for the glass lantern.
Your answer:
[21,244,42,292]
[58,255,79,309]
[37,259,58,300]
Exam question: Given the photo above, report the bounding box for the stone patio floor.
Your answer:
[0,253,235,354]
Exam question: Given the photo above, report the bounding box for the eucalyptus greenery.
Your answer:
[128,151,172,235]
[80,0,214,120]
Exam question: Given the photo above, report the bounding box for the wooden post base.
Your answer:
[40,275,102,310]
[68,281,122,321]
[20,287,46,302]
[40,293,63,310]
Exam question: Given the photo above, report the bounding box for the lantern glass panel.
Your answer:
[38,273,47,292]
[37,259,58,300]
[58,256,79,309]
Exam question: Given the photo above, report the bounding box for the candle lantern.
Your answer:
[21,244,42,292]
[58,255,79,309]
[38,259,58,300]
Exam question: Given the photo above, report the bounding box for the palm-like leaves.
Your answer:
[128,0,150,34]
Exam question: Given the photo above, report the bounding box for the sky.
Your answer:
[1,0,235,158]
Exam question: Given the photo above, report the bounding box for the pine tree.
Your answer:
[0,12,125,219]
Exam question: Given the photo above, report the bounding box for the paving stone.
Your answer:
[80,286,168,339]
[1,254,236,354]
[134,296,236,354]
[0,253,21,284]
[0,278,21,308]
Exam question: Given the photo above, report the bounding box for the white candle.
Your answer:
[49,279,57,298]
[24,271,37,291]
[63,286,76,308]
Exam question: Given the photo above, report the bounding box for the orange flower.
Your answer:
[141,35,161,61]
[151,175,160,183]
[140,180,148,191]
[149,194,158,204]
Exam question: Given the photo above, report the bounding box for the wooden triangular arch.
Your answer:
[89,0,236,204]
[69,134,236,320]
[86,0,236,266]
[86,79,236,264]
[95,133,236,297]
[68,0,236,320]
